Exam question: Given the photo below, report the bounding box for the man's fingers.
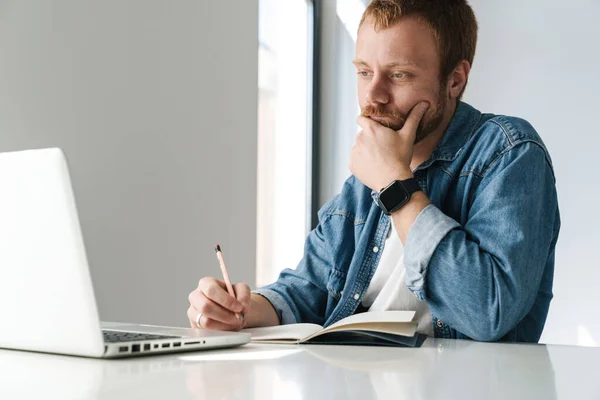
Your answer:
[356,115,377,130]
[187,305,199,328]
[189,289,243,326]
[401,101,429,134]
[201,317,243,331]
[233,283,251,312]
[186,304,241,331]
[198,278,244,313]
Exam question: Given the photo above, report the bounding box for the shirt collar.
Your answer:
[421,101,482,166]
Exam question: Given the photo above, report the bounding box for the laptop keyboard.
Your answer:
[102,330,181,343]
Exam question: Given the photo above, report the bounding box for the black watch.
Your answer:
[377,178,421,215]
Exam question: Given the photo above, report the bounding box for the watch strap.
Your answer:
[400,177,421,195]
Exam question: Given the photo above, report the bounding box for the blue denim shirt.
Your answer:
[255,102,560,342]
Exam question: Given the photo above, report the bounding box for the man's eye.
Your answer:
[393,73,405,79]
[359,71,370,77]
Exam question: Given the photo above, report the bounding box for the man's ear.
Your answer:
[447,60,471,99]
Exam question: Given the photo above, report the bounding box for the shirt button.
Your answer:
[373,246,379,253]
[437,320,444,328]
[353,293,360,300]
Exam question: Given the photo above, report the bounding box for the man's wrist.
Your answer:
[246,293,281,328]
[390,191,431,243]
[390,191,427,214]
[379,169,414,191]
[396,168,414,181]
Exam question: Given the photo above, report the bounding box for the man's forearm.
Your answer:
[244,293,280,328]
[391,191,431,244]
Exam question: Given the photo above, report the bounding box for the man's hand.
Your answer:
[349,101,429,191]
[187,277,250,331]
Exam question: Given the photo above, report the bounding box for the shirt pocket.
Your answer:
[326,268,348,300]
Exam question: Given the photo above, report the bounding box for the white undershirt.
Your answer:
[361,221,434,337]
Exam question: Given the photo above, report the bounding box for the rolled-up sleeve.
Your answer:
[403,141,559,342]
[404,204,460,299]
[252,288,298,325]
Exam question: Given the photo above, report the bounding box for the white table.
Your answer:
[0,338,598,399]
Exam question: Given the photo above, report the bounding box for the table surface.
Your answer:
[0,338,598,400]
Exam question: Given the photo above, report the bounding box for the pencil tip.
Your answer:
[215,244,221,252]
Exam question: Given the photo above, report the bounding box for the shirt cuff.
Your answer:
[252,288,297,325]
[404,204,460,299]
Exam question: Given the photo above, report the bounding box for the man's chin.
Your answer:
[414,130,429,144]
[414,126,438,144]
[367,116,404,130]
[379,121,405,131]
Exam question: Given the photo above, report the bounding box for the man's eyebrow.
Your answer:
[352,59,370,67]
[385,60,421,68]
[352,59,422,68]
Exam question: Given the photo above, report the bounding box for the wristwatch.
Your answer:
[377,178,422,215]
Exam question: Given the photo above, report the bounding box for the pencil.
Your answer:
[214,244,243,320]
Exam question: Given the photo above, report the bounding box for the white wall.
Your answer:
[320,0,600,346]
[0,0,258,327]
[466,0,600,346]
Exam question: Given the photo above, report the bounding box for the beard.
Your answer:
[361,91,446,144]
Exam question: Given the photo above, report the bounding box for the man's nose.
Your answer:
[366,75,390,105]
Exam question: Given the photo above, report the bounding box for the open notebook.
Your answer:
[243,311,426,347]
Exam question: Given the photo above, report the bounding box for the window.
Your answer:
[256,0,314,286]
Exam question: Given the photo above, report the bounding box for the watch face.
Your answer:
[379,181,409,214]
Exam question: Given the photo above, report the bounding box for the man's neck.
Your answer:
[409,100,458,171]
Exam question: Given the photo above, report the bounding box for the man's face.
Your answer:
[354,17,448,143]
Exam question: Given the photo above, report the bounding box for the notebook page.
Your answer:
[327,311,415,330]
[243,323,322,341]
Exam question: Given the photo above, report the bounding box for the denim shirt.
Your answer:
[255,102,561,343]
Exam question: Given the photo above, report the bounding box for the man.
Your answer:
[187,0,560,342]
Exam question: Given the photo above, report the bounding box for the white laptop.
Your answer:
[0,147,250,358]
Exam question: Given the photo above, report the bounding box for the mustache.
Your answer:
[360,105,405,127]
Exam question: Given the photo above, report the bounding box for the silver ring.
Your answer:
[195,313,203,328]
